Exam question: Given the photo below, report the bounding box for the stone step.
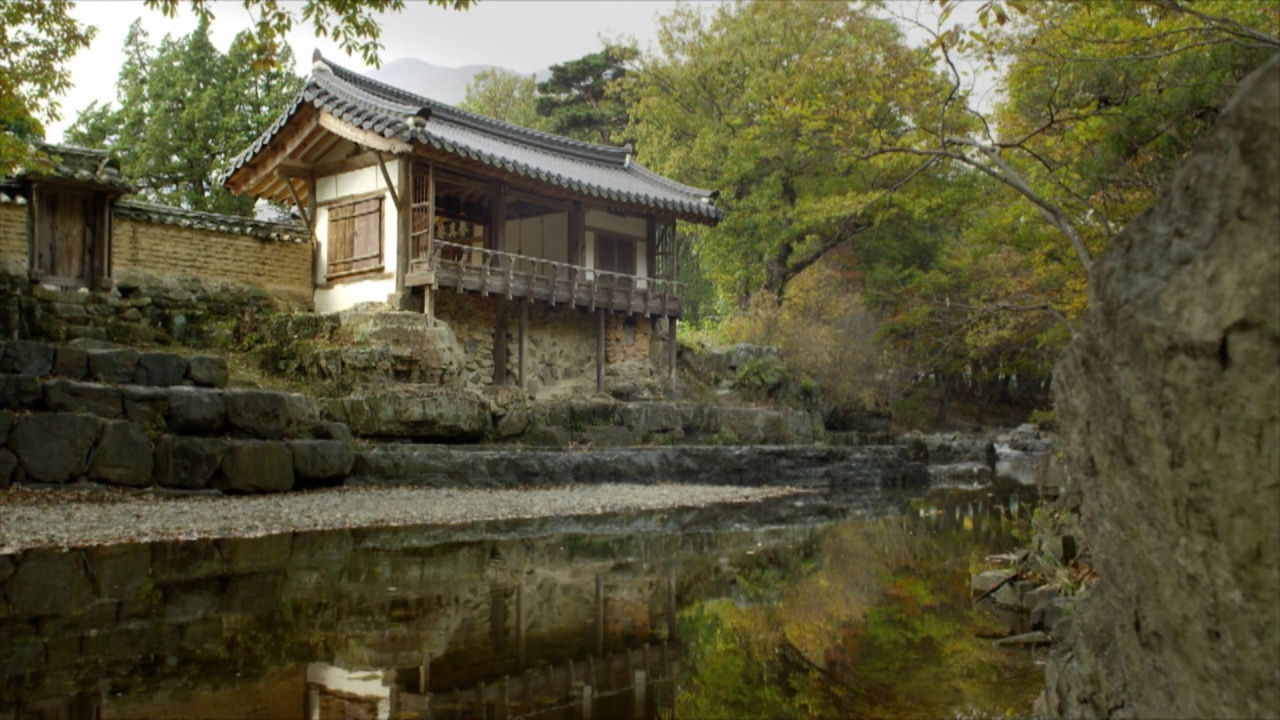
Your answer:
[0,339,228,388]
[1,411,354,493]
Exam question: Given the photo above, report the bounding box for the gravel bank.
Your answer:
[0,484,808,553]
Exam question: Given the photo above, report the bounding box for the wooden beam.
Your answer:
[225,108,320,194]
[319,113,412,154]
[376,152,402,209]
[282,174,313,231]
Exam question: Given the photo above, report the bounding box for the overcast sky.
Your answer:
[52,1,979,142]
[52,0,688,141]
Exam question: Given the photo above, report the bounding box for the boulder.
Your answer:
[134,352,188,387]
[1046,57,1280,719]
[290,439,355,483]
[185,355,229,387]
[337,388,491,441]
[0,448,16,489]
[0,375,40,410]
[1,340,54,376]
[43,379,123,418]
[87,348,140,384]
[87,420,155,487]
[5,549,95,617]
[153,436,227,489]
[122,386,170,428]
[7,412,102,483]
[224,390,292,439]
[166,387,226,435]
[53,345,89,379]
[215,440,294,493]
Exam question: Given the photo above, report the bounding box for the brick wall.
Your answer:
[113,218,312,308]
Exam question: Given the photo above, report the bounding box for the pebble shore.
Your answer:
[0,483,807,553]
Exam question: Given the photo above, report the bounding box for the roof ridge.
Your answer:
[317,53,633,166]
[114,198,304,230]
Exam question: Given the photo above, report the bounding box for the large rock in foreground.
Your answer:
[1048,56,1279,718]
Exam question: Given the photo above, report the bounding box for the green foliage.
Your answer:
[535,44,637,144]
[459,69,546,130]
[627,1,955,304]
[65,20,303,214]
[0,0,95,174]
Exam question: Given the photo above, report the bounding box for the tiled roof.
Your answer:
[15,143,136,194]
[222,52,722,223]
[113,200,309,243]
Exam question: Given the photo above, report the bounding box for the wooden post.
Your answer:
[517,581,526,670]
[495,304,508,386]
[595,572,605,656]
[396,155,411,296]
[306,686,320,720]
[667,568,677,640]
[569,202,585,267]
[667,316,678,396]
[420,653,431,694]
[595,309,606,394]
[634,668,646,720]
[425,162,436,326]
[518,298,528,393]
[582,685,594,720]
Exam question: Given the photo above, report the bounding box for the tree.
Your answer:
[0,0,95,175]
[1,0,472,176]
[626,1,954,304]
[536,45,638,144]
[460,69,546,130]
[861,0,1280,413]
[66,20,302,215]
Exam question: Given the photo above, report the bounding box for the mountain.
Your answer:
[366,58,547,106]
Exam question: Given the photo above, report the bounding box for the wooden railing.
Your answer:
[407,239,685,317]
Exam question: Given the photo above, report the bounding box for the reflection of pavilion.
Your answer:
[306,572,684,720]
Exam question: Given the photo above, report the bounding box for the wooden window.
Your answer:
[327,196,384,278]
[595,234,635,275]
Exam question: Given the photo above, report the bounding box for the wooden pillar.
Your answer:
[667,315,677,396]
[595,309,606,393]
[516,581,526,670]
[495,304,508,386]
[568,202,585,267]
[490,183,507,253]
[420,653,431,694]
[667,568,677,640]
[396,155,412,295]
[425,162,437,326]
[595,572,605,656]
[517,298,528,393]
[644,216,656,287]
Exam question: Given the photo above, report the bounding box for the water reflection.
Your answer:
[0,484,1039,719]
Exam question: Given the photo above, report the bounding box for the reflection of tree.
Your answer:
[677,513,1043,718]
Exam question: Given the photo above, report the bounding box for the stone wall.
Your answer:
[435,292,663,395]
[1045,56,1279,719]
[0,270,280,348]
[0,198,312,308]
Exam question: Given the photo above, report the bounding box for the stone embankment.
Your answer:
[0,339,926,495]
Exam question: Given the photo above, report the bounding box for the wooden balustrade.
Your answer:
[407,239,684,317]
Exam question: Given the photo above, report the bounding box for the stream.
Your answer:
[1,481,1042,719]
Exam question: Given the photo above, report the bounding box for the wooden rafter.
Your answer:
[225,107,320,195]
[319,114,411,155]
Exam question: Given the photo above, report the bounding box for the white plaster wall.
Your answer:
[306,663,391,720]
[585,209,645,237]
[312,160,402,312]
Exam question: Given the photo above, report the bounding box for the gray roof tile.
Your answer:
[223,53,721,223]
